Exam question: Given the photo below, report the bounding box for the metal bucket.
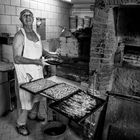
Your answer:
[43,121,67,140]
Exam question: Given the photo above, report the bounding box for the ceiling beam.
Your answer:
[71,0,95,4]
[104,0,140,6]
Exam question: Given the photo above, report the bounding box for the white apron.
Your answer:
[14,28,43,110]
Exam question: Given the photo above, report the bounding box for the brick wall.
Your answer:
[90,5,118,95]
[0,0,72,39]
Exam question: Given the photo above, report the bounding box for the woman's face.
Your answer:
[20,11,34,26]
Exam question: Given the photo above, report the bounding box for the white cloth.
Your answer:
[14,28,43,110]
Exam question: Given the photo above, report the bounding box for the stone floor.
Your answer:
[0,109,83,140]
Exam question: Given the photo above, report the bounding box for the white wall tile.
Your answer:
[37,0,44,3]
[30,0,37,9]
[55,6,59,13]
[46,0,50,4]
[0,15,11,24]
[50,19,54,26]
[0,0,10,5]
[44,0,48,4]
[54,19,58,26]
[5,6,16,15]
[41,11,47,18]
[6,25,17,35]
[11,0,20,6]
[52,0,56,5]
[47,20,51,26]
[0,25,7,33]
[37,2,44,10]
[48,11,53,19]
[49,5,54,12]
[53,26,58,32]
[45,4,50,11]
[54,0,59,6]
[21,0,30,8]
[56,1,61,8]
[0,4,5,14]
[34,9,42,17]
[11,16,21,24]
[57,7,61,13]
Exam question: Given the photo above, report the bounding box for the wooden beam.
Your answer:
[104,0,140,6]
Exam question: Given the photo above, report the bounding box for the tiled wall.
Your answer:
[0,0,72,39]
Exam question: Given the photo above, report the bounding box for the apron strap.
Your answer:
[20,28,26,56]
[21,45,25,56]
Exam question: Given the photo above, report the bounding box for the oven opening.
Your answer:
[114,5,140,37]
[124,45,140,56]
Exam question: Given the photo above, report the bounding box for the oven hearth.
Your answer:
[123,44,140,67]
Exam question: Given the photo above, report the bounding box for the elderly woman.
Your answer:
[13,9,57,136]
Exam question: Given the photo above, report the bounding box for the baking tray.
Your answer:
[45,57,63,65]
[41,83,80,100]
[49,90,106,123]
[20,78,58,95]
[46,60,62,65]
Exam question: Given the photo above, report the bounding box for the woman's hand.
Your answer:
[41,59,50,66]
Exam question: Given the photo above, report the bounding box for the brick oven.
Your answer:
[90,1,140,140]
[90,0,140,96]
